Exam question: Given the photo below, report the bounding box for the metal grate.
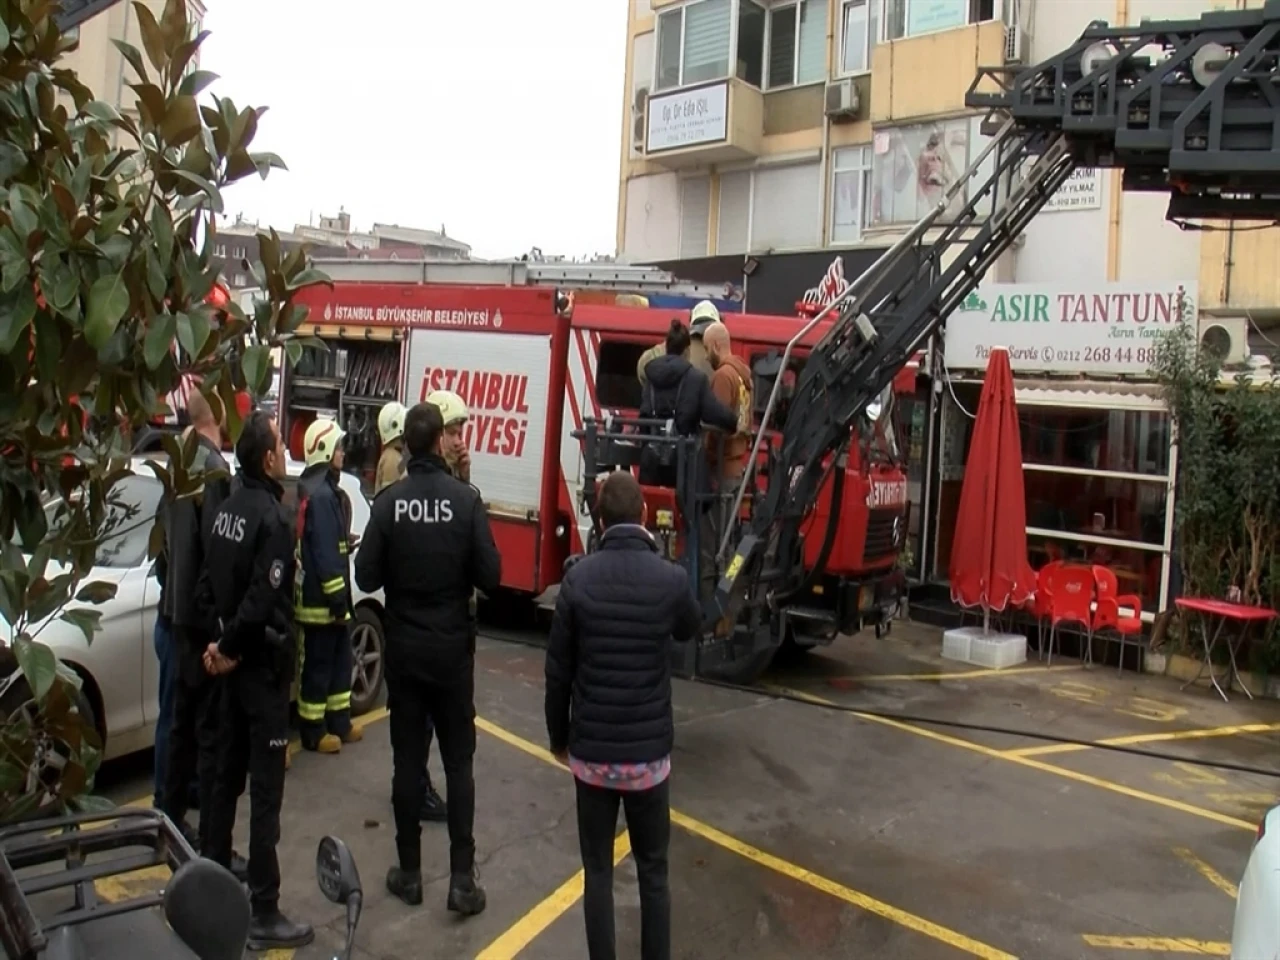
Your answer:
[863,507,902,563]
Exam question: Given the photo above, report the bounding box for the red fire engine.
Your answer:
[283,261,915,678]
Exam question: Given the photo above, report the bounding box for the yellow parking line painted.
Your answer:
[476,717,1017,960]
[1006,721,1280,758]
[1173,847,1239,899]
[838,665,1078,683]
[1081,934,1230,954]
[475,832,632,960]
[763,685,1258,833]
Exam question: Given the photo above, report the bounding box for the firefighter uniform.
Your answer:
[198,461,312,949]
[354,435,502,914]
[375,402,408,496]
[295,418,359,753]
[636,299,720,385]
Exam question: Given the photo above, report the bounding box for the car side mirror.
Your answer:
[316,836,361,905]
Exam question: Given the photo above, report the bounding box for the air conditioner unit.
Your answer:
[1198,315,1249,365]
[824,78,859,120]
[1003,24,1028,64]
[632,87,649,154]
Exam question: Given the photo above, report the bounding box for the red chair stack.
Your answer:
[1092,565,1143,673]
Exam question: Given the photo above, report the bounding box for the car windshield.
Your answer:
[21,475,163,570]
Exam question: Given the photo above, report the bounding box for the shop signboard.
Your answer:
[942,281,1197,377]
[1043,167,1102,212]
[646,82,728,153]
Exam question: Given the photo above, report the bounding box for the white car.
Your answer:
[1232,804,1280,959]
[2,455,386,761]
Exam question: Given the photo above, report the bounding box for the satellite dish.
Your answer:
[1080,42,1116,77]
[1191,42,1230,88]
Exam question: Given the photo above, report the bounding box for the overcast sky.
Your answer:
[197,0,628,260]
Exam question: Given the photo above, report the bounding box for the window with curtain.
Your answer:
[841,0,876,74]
[683,0,732,85]
[766,0,828,90]
[751,162,820,251]
[831,146,871,243]
[680,176,711,258]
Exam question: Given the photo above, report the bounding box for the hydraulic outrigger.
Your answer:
[681,4,1280,681]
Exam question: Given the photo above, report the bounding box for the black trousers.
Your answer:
[387,664,475,874]
[576,777,671,960]
[298,622,353,746]
[205,663,290,915]
[161,625,221,851]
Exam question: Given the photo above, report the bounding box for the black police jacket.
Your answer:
[160,435,231,628]
[544,525,699,765]
[294,464,352,627]
[195,471,295,671]
[355,453,501,681]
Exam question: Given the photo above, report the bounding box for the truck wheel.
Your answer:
[348,607,385,716]
[773,631,813,666]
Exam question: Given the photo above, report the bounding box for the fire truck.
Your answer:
[282,4,1280,682]
[279,262,915,668]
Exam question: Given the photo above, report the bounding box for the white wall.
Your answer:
[622,172,681,262]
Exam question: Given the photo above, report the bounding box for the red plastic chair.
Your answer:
[1031,561,1063,658]
[1046,565,1095,666]
[1092,565,1143,674]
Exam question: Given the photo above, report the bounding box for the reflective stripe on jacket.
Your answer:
[294,464,352,626]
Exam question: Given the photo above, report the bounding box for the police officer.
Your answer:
[295,418,361,754]
[197,411,313,951]
[355,402,501,914]
[375,401,407,495]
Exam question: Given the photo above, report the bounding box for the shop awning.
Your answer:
[948,376,1168,410]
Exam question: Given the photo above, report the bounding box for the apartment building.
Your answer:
[293,210,473,262]
[616,0,1280,612]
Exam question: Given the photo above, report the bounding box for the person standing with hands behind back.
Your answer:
[545,471,700,960]
[355,402,501,914]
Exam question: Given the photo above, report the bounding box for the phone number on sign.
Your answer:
[1040,345,1158,367]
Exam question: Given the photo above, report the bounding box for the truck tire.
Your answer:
[348,606,385,716]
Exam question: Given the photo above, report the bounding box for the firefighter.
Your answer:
[425,389,472,483]
[354,401,502,914]
[637,299,720,385]
[295,417,361,754]
[198,411,313,950]
[375,401,408,495]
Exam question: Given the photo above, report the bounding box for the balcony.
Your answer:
[869,20,1007,123]
[641,78,763,170]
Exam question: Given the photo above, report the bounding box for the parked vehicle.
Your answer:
[2,456,385,761]
[1231,802,1279,959]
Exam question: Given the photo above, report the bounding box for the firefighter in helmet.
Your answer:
[375,401,408,496]
[426,389,472,483]
[637,299,720,386]
[295,417,361,754]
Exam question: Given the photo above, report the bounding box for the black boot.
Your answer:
[420,784,447,823]
[386,866,423,906]
[447,867,486,916]
[246,911,314,951]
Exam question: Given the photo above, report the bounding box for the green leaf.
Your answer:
[32,311,62,382]
[112,39,149,83]
[84,273,130,350]
[143,312,176,369]
[0,285,36,354]
[46,258,79,311]
[178,70,218,97]
[7,190,37,237]
[285,268,331,292]
[58,608,102,644]
[0,18,10,52]
[74,580,118,604]
[250,151,287,178]
[151,202,175,266]
[174,310,210,359]
[67,793,116,814]
[132,2,168,75]
[12,637,59,700]
[128,82,167,126]
[159,95,201,147]
[83,100,123,125]
[241,343,271,396]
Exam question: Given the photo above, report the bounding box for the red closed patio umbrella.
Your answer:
[949,347,1036,629]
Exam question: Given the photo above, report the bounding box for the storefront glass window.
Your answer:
[934,384,1175,613]
[869,116,994,227]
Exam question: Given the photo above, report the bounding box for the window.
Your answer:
[596,340,648,410]
[935,388,1174,611]
[736,0,766,87]
[679,176,711,258]
[869,116,993,227]
[882,0,995,42]
[717,170,752,255]
[831,145,872,243]
[766,0,828,89]
[654,0,733,92]
[751,162,821,251]
[39,475,165,570]
[840,0,877,74]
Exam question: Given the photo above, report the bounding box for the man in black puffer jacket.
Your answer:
[545,471,699,960]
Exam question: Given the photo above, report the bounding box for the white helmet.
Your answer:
[377,401,406,444]
[690,300,721,338]
[425,390,469,427]
[303,417,345,468]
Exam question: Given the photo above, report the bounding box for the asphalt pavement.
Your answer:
[91,620,1279,959]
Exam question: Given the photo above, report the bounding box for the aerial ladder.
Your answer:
[610,4,1280,683]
